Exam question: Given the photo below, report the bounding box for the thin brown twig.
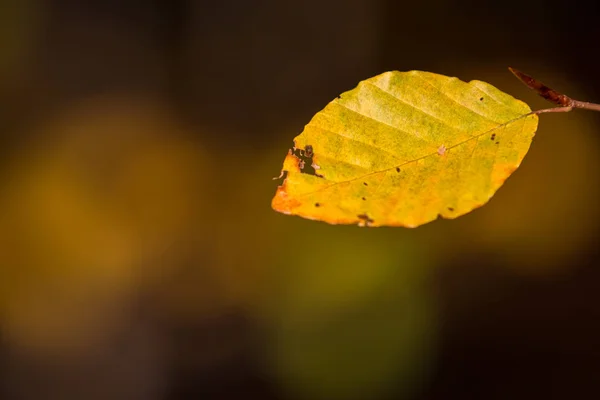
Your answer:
[571,100,600,112]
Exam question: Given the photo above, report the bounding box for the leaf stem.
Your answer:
[533,106,573,115]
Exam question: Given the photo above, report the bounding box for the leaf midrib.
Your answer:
[293,112,535,199]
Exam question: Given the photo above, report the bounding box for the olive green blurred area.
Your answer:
[1,1,600,399]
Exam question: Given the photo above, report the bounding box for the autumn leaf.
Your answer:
[272,70,538,227]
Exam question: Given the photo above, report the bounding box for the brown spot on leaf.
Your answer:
[357,213,374,227]
[362,197,366,201]
[363,182,368,186]
[490,133,496,141]
[448,207,454,212]
[396,167,400,172]
[304,145,314,158]
[291,144,323,178]
[315,202,320,207]
[480,97,484,101]
[496,141,500,145]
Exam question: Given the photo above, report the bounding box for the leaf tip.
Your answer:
[271,183,299,214]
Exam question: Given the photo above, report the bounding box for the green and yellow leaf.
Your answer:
[272,70,538,227]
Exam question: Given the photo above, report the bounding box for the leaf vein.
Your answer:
[365,81,460,132]
[412,74,504,125]
[334,98,435,145]
[308,124,404,162]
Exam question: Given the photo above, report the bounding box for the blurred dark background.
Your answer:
[1,0,600,399]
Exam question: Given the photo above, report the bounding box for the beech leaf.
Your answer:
[272,70,538,227]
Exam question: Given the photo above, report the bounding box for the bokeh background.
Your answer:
[1,0,600,399]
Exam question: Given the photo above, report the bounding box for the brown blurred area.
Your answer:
[1,0,600,399]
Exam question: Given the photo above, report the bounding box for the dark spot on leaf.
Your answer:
[496,141,500,145]
[490,133,496,141]
[315,203,320,207]
[448,207,454,212]
[304,145,314,158]
[363,182,368,186]
[362,197,366,201]
[396,167,400,172]
[480,97,484,101]
[291,144,323,178]
[357,213,374,227]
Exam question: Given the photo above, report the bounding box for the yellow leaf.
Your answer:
[272,71,538,227]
